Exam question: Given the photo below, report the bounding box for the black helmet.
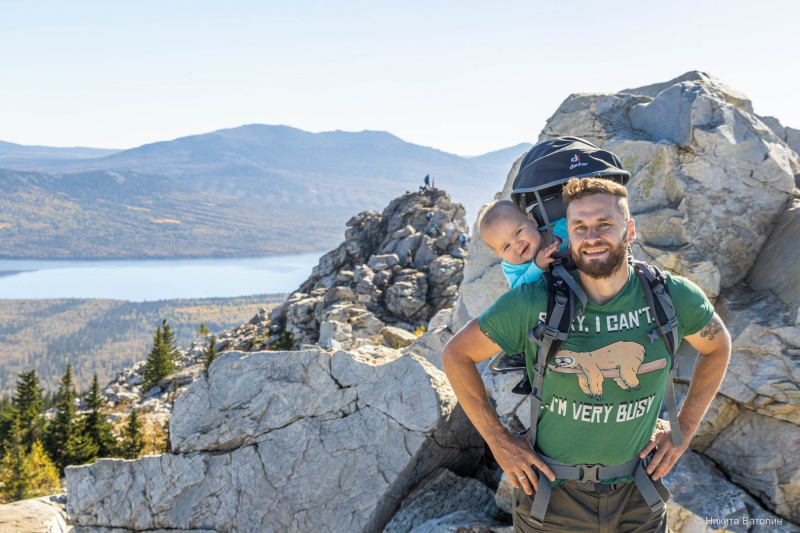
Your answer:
[511,136,630,227]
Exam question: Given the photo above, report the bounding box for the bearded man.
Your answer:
[442,176,731,532]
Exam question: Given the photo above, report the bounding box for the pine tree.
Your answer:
[13,370,45,451]
[204,335,218,373]
[0,419,60,503]
[121,409,144,460]
[142,319,181,394]
[0,401,17,458]
[0,418,26,502]
[44,364,98,471]
[162,320,182,364]
[197,322,210,339]
[82,375,118,458]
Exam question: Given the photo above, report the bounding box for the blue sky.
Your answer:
[2,1,798,155]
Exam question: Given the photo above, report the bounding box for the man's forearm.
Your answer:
[442,343,508,447]
[678,317,732,440]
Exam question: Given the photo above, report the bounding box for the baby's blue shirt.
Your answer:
[501,218,568,289]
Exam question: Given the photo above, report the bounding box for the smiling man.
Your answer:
[442,176,731,532]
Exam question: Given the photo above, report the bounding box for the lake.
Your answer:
[0,253,323,301]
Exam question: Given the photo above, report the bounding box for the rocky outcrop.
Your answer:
[254,189,468,350]
[67,347,482,532]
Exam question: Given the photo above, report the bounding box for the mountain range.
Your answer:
[0,125,530,258]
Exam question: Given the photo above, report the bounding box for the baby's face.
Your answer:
[483,210,542,265]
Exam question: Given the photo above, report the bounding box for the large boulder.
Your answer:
[386,271,430,322]
[541,71,799,292]
[66,348,483,532]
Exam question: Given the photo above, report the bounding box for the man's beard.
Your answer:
[572,232,628,279]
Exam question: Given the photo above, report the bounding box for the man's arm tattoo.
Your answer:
[699,315,723,341]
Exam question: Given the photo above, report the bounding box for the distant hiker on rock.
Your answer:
[419,174,430,192]
[443,138,732,533]
[405,249,413,267]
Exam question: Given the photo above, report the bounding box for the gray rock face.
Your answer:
[704,409,800,524]
[384,468,499,533]
[382,325,418,348]
[667,451,796,533]
[712,286,800,425]
[386,271,430,322]
[748,198,800,314]
[622,71,754,114]
[406,511,511,533]
[67,348,483,532]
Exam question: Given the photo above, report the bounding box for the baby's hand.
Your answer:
[535,243,559,270]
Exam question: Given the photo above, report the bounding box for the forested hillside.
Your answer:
[0,295,286,397]
[0,169,343,258]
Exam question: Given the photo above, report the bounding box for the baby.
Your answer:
[478,199,568,289]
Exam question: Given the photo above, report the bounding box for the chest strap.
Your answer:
[527,453,666,526]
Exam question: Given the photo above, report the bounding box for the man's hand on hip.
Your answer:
[490,432,556,495]
[638,418,691,480]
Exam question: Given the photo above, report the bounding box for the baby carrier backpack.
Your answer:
[490,136,682,525]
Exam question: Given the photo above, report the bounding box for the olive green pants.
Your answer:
[513,480,670,533]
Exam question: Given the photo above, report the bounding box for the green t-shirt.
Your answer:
[478,266,713,477]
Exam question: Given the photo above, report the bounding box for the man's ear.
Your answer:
[625,219,636,243]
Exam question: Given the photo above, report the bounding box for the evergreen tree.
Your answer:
[143,322,166,393]
[142,319,181,394]
[0,419,60,503]
[82,375,118,458]
[44,364,98,471]
[0,402,17,458]
[121,409,144,460]
[204,335,218,373]
[197,322,210,339]
[0,418,26,501]
[13,370,45,451]
[162,320,181,363]
[43,390,57,411]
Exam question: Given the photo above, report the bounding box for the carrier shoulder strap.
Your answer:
[525,260,586,450]
[631,259,683,448]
